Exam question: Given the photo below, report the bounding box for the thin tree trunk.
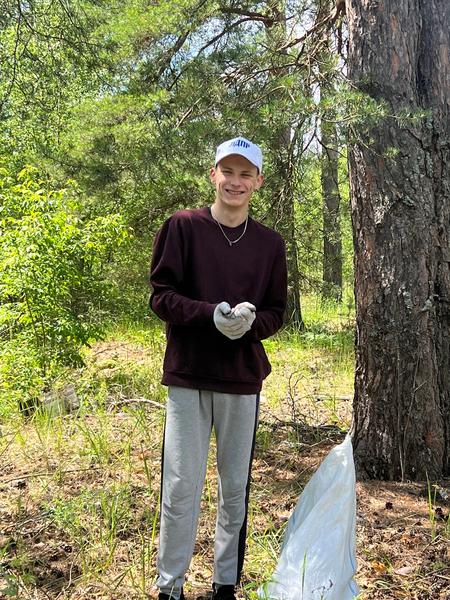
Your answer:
[320,0,343,302]
[266,1,304,328]
[346,0,450,480]
[321,120,343,301]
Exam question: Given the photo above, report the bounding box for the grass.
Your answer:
[7,295,450,599]
[263,296,355,433]
[2,296,449,598]
[0,296,357,599]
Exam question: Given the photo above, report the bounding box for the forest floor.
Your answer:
[1,339,450,600]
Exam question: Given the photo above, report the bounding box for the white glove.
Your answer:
[214,301,256,340]
[232,302,256,328]
[213,302,245,339]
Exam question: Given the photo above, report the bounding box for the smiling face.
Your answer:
[210,154,264,217]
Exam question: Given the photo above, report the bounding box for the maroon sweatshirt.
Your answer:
[150,207,287,394]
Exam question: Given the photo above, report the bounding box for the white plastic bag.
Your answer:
[259,435,360,600]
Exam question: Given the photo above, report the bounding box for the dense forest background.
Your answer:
[0,0,366,403]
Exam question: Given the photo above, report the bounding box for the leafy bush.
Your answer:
[0,166,129,387]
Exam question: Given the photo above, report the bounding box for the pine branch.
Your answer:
[278,0,346,51]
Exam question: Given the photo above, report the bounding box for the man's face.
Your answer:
[210,154,264,211]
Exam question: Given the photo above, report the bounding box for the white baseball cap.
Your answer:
[215,137,263,173]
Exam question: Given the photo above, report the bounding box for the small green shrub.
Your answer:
[0,166,130,404]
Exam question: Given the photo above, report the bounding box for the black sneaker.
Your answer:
[158,589,185,600]
[195,590,213,600]
[211,585,236,600]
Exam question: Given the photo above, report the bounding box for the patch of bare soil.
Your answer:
[355,479,450,599]
[86,340,154,374]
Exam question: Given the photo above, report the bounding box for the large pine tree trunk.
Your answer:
[346,0,450,480]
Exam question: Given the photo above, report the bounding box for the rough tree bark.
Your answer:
[346,0,450,480]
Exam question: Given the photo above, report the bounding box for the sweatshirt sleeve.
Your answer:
[149,216,216,326]
[248,234,287,341]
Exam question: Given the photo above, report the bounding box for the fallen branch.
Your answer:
[116,398,166,409]
[1,466,104,485]
[259,417,347,434]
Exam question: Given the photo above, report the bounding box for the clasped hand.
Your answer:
[213,301,256,340]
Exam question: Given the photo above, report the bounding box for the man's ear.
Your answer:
[210,167,217,184]
[255,173,264,189]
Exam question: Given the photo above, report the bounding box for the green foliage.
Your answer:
[55,1,363,316]
[0,166,129,387]
[0,341,45,418]
[2,0,403,325]
[0,0,111,171]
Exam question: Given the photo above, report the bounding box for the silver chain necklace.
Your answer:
[210,208,248,246]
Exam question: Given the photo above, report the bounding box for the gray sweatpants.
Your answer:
[156,386,260,598]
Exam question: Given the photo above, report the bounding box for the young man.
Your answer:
[150,137,287,600]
